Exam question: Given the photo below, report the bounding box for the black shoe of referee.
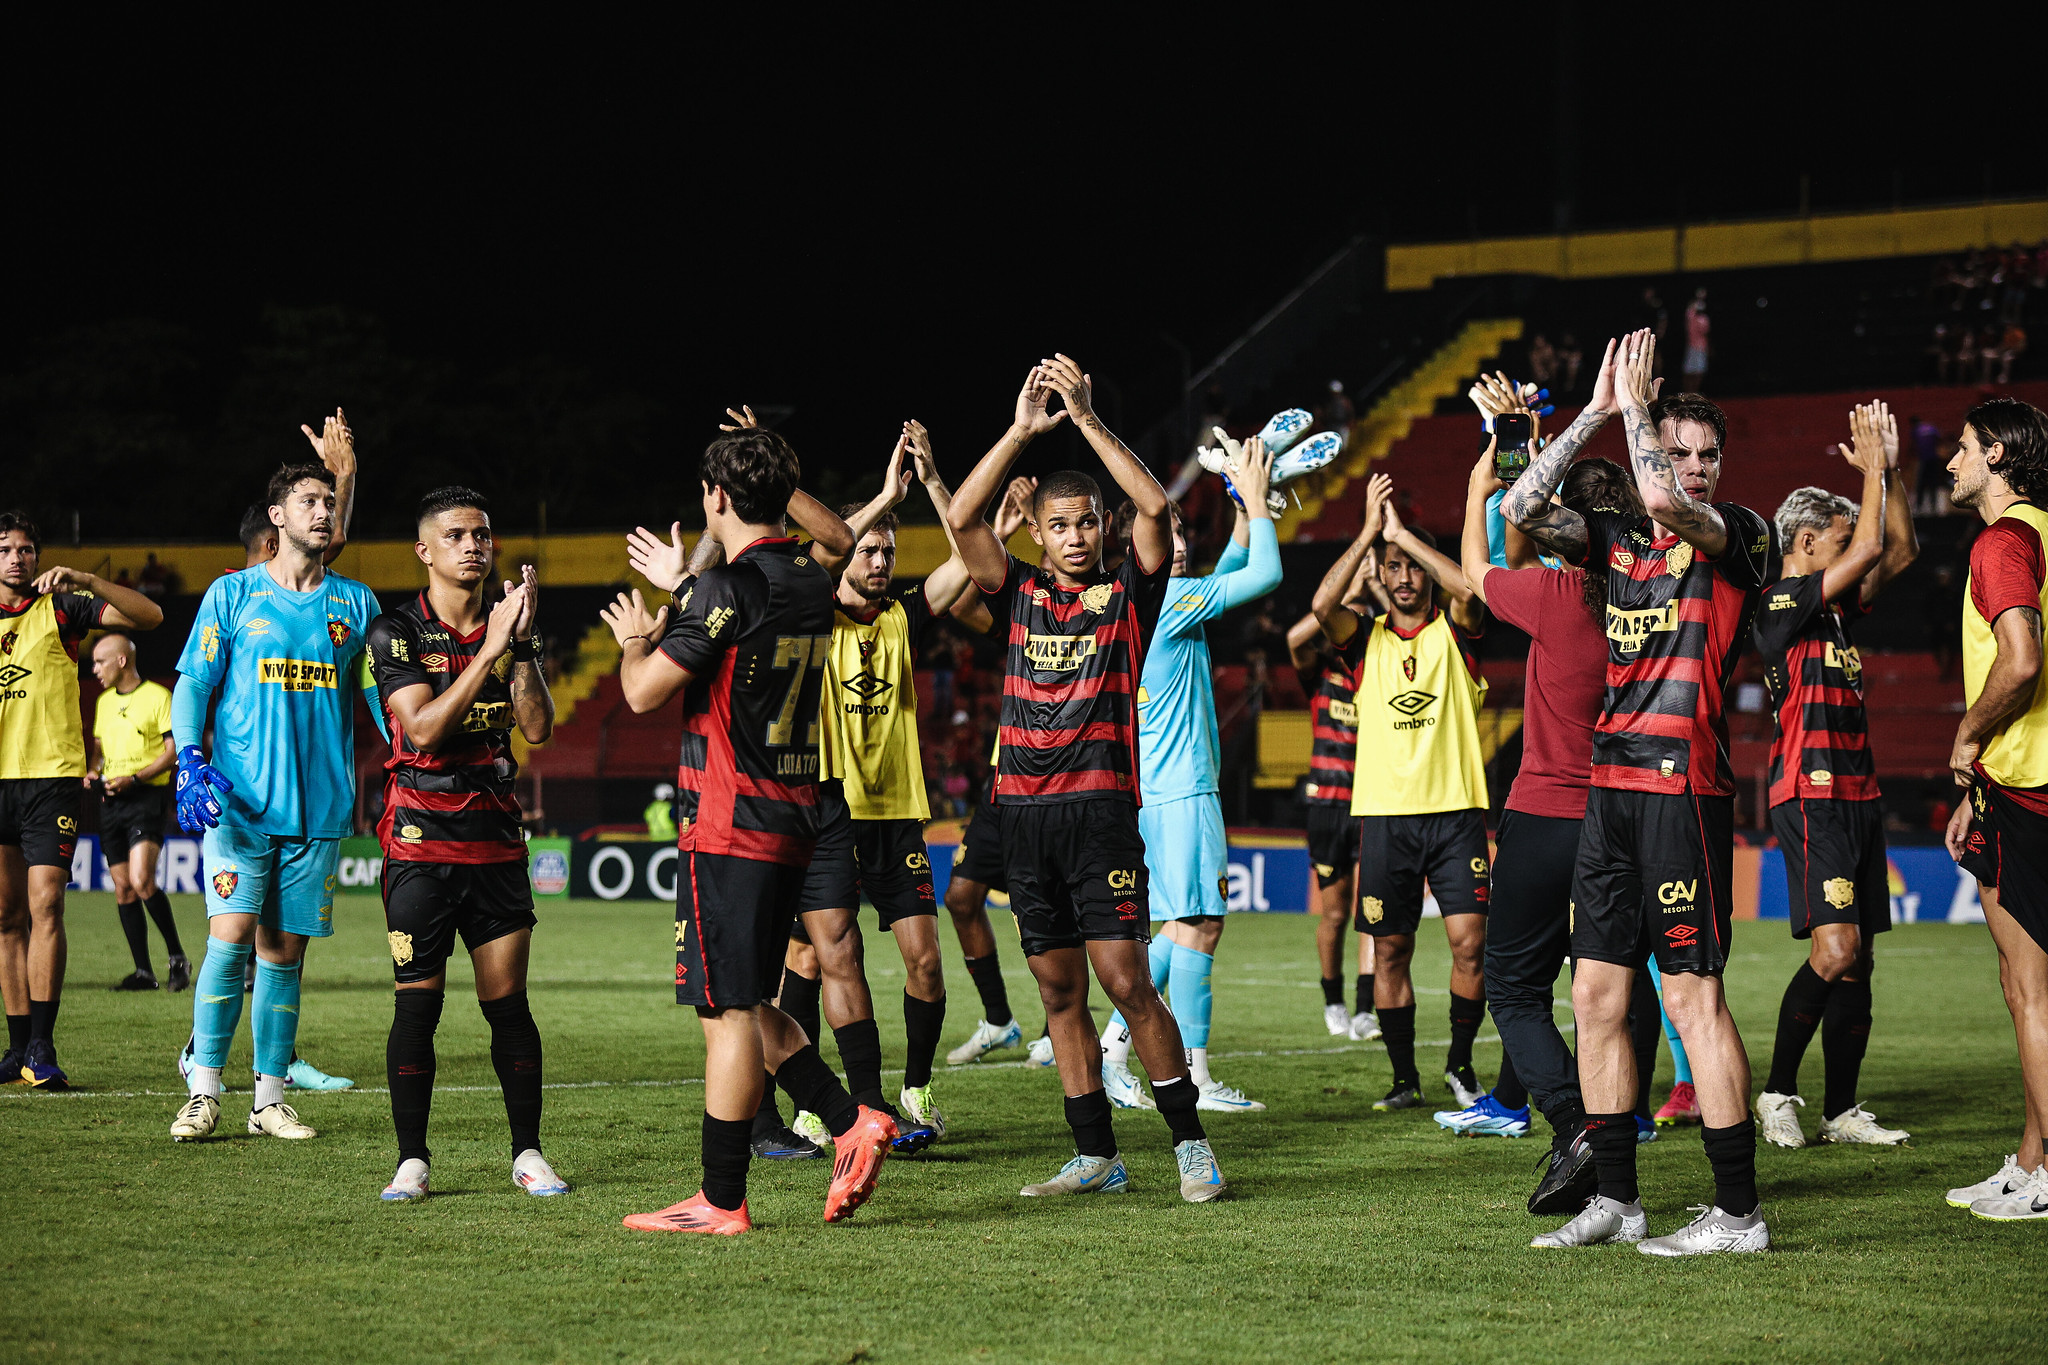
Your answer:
[1529,1128,1598,1216]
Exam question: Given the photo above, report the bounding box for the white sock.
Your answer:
[190,1065,223,1099]
[254,1072,285,1110]
[1187,1047,1213,1087]
[1101,1023,1133,1067]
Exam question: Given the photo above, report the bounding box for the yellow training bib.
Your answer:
[1349,612,1488,817]
[0,594,94,780]
[820,600,930,822]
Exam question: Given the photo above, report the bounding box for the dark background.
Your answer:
[6,15,2038,542]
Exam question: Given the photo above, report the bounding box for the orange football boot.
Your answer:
[823,1105,898,1223]
[622,1190,752,1235]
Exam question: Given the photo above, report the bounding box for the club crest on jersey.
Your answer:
[327,620,351,647]
[859,639,875,659]
[1361,896,1385,924]
[1823,877,1856,909]
[1665,542,1694,577]
[1611,548,1635,570]
[0,630,14,655]
[1809,769,1834,785]
[1080,582,1114,613]
[400,825,424,843]
[1401,656,1416,681]
[389,932,414,965]
[211,869,239,900]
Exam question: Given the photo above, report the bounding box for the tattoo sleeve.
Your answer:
[1501,408,1603,562]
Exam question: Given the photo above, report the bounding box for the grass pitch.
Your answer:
[5,893,2038,1364]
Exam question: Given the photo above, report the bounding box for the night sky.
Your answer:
[9,17,2035,540]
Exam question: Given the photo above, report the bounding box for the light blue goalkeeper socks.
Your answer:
[1167,943,1215,1049]
[192,939,252,1069]
[251,957,304,1080]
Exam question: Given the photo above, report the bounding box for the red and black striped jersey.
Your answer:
[366,592,526,864]
[657,537,833,865]
[1300,632,1364,807]
[1584,506,1778,796]
[993,550,1170,805]
[1754,573,1878,805]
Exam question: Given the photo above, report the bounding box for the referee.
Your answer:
[86,633,187,991]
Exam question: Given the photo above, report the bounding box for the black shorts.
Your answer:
[951,799,1009,893]
[0,777,81,869]
[1770,797,1891,942]
[1571,787,1734,976]
[1306,802,1359,889]
[1355,808,1490,936]
[1002,798,1150,957]
[382,858,538,984]
[797,784,935,926]
[677,850,806,1008]
[1960,779,2048,955]
[98,784,171,864]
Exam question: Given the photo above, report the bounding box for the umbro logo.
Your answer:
[1387,690,1436,716]
[0,664,28,688]
[841,673,893,700]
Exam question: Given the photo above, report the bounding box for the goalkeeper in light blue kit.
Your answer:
[1099,430,1284,1113]
[167,459,381,1142]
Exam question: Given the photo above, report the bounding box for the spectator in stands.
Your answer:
[1993,322,2028,384]
[1527,334,1558,389]
[1317,380,1355,434]
[1926,560,1965,679]
[1913,416,1946,514]
[1557,333,1585,396]
[1682,289,1711,392]
[1957,328,1982,384]
[1639,288,1669,375]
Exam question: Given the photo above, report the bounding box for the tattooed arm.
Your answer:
[1951,604,2044,787]
[1501,337,1620,563]
[1611,327,1728,556]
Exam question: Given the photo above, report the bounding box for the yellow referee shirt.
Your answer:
[0,590,104,780]
[93,679,174,786]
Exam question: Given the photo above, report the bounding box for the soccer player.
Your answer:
[1098,437,1282,1113]
[1288,546,1389,1041]
[1941,397,2048,1221]
[792,422,984,1144]
[85,633,187,992]
[1311,476,1491,1113]
[366,487,565,1202]
[944,477,1037,1066]
[166,459,381,1141]
[606,418,898,1234]
[0,512,163,1087]
[1510,330,1779,1255]
[945,357,1225,1202]
[1752,403,1917,1149]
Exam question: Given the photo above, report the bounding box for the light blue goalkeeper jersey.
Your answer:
[1136,519,1282,803]
[173,563,380,838]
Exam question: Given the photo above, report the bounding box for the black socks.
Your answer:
[117,901,152,974]
[1702,1119,1759,1216]
[388,989,446,1165]
[5,1013,26,1053]
[1493,1048,1529,1111]
[701,1114,753,1211]
[832,1019,884,1109]
[1379,1004,1418,1088]
[144,889,183,957]
[27,998,58,1045]
[1321,976,1344,1008]
[964,954,1012,1027]
[1446,992,1485,1073]
[1822,977,1873,1119]
[1152,1076,1208,1146]
[902,992,945,1089]
[1064,1090,1117,1159]
[1766,962,1833,1097]
[773,1043,862,1137]
[480,990,544,1157]
[1356,973,1375,1017]
[1584,1111,1639,1204]
[752,1070,785,1136]
[779,967,821,1046]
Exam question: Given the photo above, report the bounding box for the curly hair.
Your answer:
[1559,458,1643,627]
[265,462,335,510]
[702,428,801,524]
[1968,397,2048,501]
[0,510,41,550]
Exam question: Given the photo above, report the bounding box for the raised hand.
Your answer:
[600,588,669,651]
[1875,400,1900,469]
[1611,329,1658,412]
[1839,404,1887,476]
[881,430,915,507]
[719,406,761,432]
[906,420,939,485]
[1037,354,1095,424]
[511,564,539,637]
[1227,435,1276,514]
[485,583,529,657]
[627,522,690,593]
[1381,495,1407,543]
[995,475,1037,540]
[1470,436,1505,496]
[1362,472,1394,543]
[1013,367,1067,438]
[1586,337,1621,414]
[301,407,355,477]
[1469,371,1526,421]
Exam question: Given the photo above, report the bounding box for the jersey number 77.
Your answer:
[769,634,832,746]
